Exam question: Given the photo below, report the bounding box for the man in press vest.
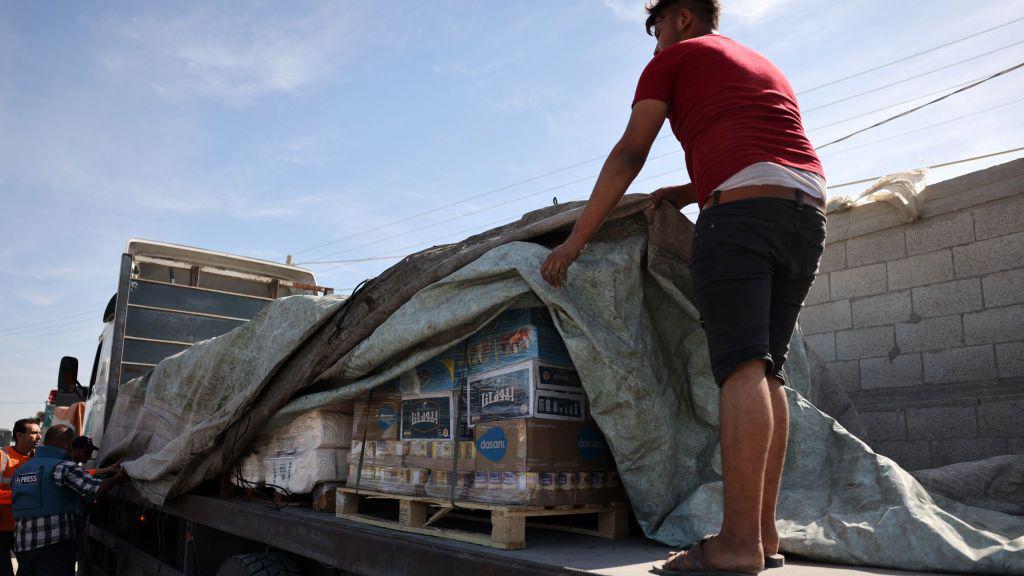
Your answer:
[12,425,125,576]
[541,1,826,573]
[0,418,40,576]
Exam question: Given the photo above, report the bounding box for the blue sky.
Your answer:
[2,0,1024,430]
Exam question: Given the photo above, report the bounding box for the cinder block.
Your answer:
[824,360,859,393]
[922,345,996,384]
[872,440,932,471]
[963,304,1024,345]
[887,250,955,291]
[978,399,1024,438]
[912,278,983,318]
[819,242,846,273]
[846,227,906,267]
[831,263,887,301]
[930,438,1013,468]
[953,231,1024,278]
[995,341,1024,378]
[859,410,906,442]
[906,403,977,440]
[852,291,912,328]
[860,354,922,389]
[905,211,974,256]
[799,300,852,335]
[981,267,1024,308]
[973,192,1024,240]
[835,326,895,361]
[804,332,836,363]
[805,274,830,306]
[895,315,964,353]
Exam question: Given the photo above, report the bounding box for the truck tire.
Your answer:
[216,553,303,576]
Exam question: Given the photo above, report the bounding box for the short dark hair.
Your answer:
[645,0,721,35]
[44,424,75,447]
[13,418,40,437]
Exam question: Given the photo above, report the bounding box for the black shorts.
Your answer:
[692,197,827,386]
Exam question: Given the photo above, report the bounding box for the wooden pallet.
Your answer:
[334,487,629,550]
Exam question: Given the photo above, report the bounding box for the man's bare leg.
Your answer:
[699,358,773,572]
[761,376,789,557]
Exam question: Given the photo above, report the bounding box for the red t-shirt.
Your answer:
[633,34,823,206]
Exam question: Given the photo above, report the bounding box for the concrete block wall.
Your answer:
[802,159,1024,470]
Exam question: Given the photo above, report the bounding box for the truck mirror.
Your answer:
[58,356,79,394]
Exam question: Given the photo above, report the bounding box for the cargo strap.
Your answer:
[354,388,374,497]
[448,388,464,509]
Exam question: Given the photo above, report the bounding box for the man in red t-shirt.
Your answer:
[541,1,826,573]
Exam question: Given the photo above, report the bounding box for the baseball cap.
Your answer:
[72,435,100,452]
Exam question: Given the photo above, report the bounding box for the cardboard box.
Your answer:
[347,440,407,468]
[466,308,573,374]
[398,343,468,394]
[406,439,475,471]
[400,391,470,440]
[472,419,612,472]
[467,470,624,506]
[352,382,400,441]
[468,360,585,425]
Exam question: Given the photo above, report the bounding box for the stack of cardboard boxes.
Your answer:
[346,307,621,506]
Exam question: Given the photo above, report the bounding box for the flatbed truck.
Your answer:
[54,240,938,576]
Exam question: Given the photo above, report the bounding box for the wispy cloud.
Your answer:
[101,2,366,104]
[601,0,646,22]
[724,0,801,24]
[600,0,805,26]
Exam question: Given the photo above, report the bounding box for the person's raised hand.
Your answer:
[541,241,584,288]
[650,183,696,210]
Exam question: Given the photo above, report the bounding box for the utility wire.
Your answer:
[803,38,1024,114]
[313,146,1024,270]
[0,316,99,339]
[828,146,1024,190]
[0,310,101,336]
[292,42,1019,260]
[290,39,1023,261]
[816,61,1024,149]
[807,74,986,132]
[309,69,1019,265]
[798,15,1024,95]
[821,96,1024,157]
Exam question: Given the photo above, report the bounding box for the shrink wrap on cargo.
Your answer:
[264,448,338,494]
[232,409,353,492]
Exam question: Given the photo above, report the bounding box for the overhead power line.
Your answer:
[798,15,1024,95]
[312,146,1024,271]
[816,61,1024,149]
[314,68,1020,264]
[0,309,100,336]
[803,38,1024,114]
[291,33,1024,262]
[821,96,1024,158]
[828,146,1024,190]
[0,316,99,339]
[806,73,988,132]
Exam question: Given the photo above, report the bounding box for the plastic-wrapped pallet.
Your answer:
[258,409,353,454]
[232,409,353,492]
[264,449,341,494]
[467,470,622,506]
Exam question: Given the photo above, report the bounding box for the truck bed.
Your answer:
[146,494,954,576]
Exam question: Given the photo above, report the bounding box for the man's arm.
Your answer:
[541,99,668,287]
[56,462,127,502]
